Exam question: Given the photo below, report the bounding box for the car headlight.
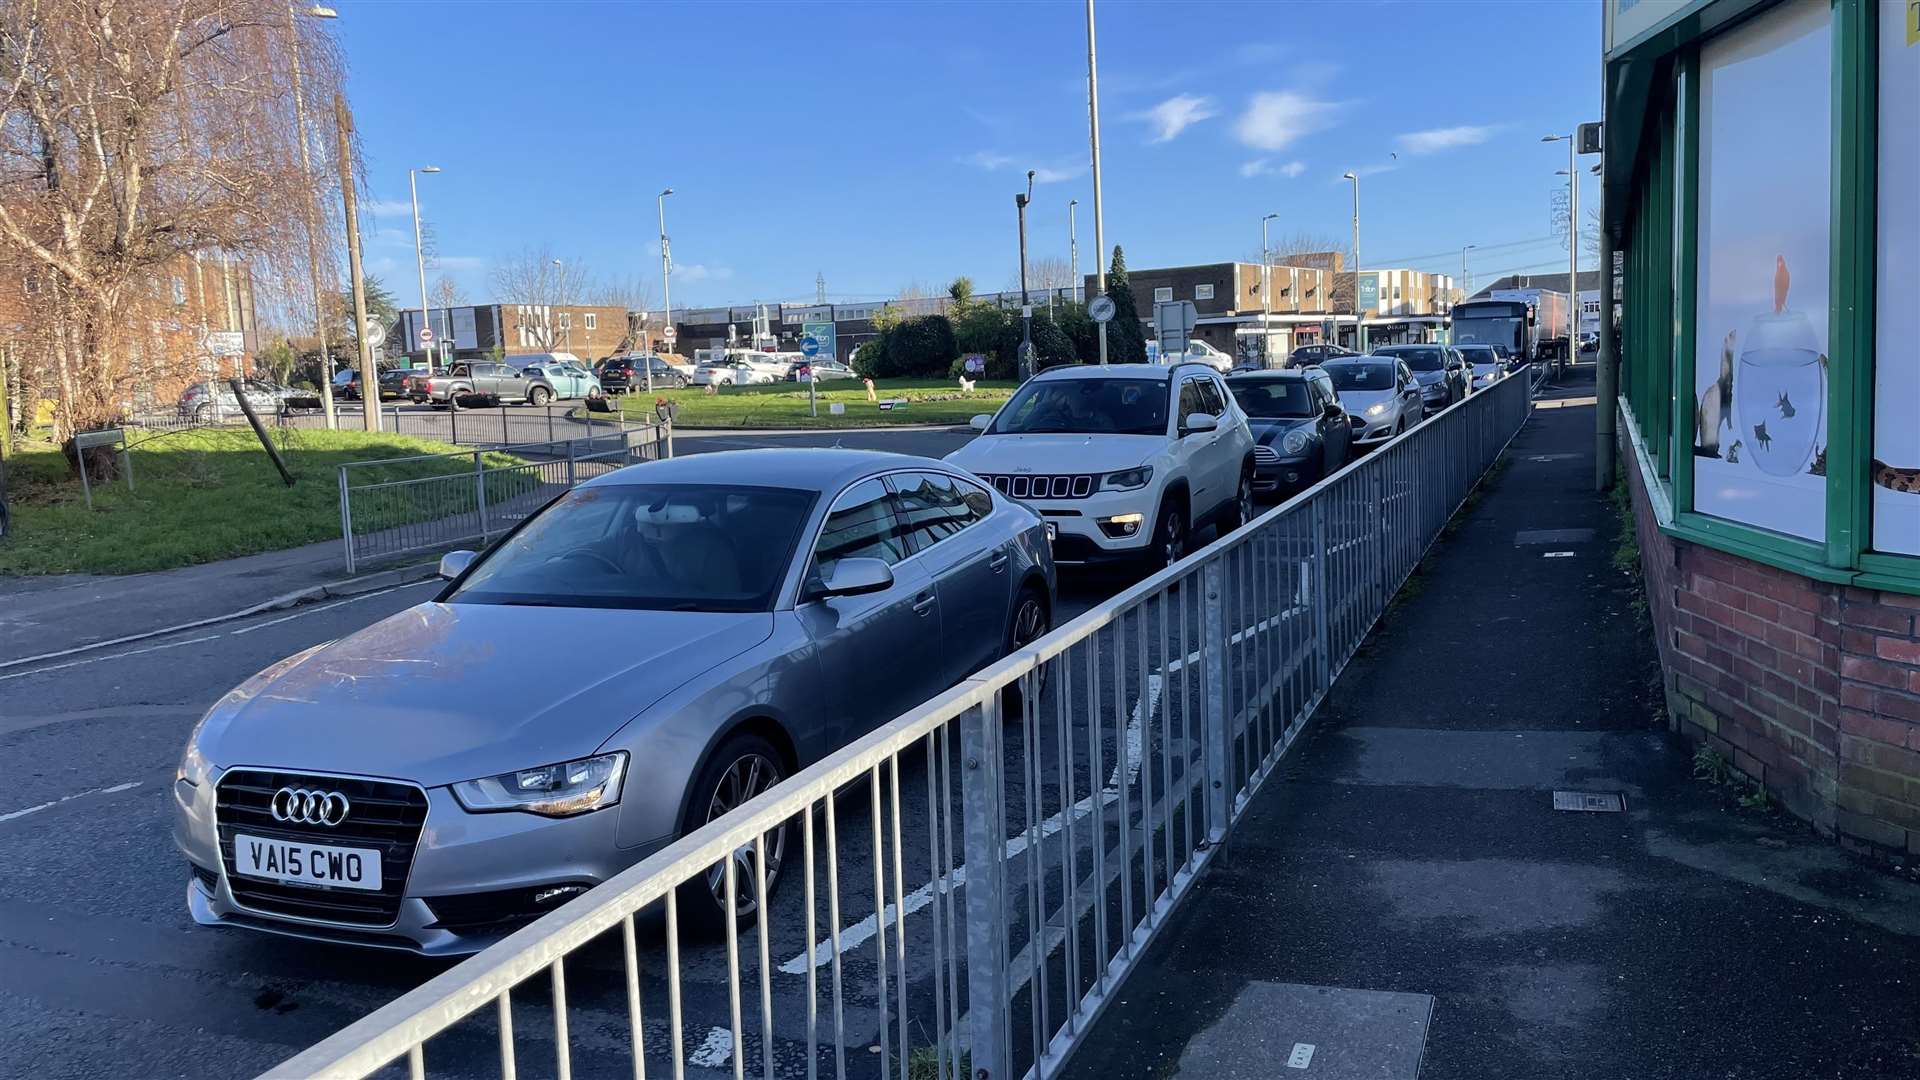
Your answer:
[177,737,212,787]
[452,752,628,817]
[1281,429,1310,455]
[1102,465,1154,491]
[1366,403,1387,417]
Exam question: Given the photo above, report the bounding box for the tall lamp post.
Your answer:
[408,165,441,368]
[1261,211,1278,366]
[655,188,674,395]
[287,3,339,429]
[1016,170,1035,380]
[1086,0,1108,364]
[1543,133,1578,379]
[1460,243,1476,299]
[550,259,573,355]
[1068,198,1080,305]
[1342,171,1362,352]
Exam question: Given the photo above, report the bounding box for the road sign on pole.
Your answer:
[1154,300,1198,357]
[1087,295,1116,323]
[418,325,434,346]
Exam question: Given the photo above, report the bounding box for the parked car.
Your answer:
[600,355,689,392]
[1224,368,1353,498]
[1288,343,1358,368]
[946,362,1255,569]
[1457,344,1506,390]
[788,359,857,382]
[177,379,291,423]
[1372,344,1466,413]
[172,449,1055,952]
[694,360,778,387]
[1145,339,1234,373]
[1320,356,1422,446]
[1488,343,1524,372]
[518,359,603,400]
[409,362,560,407]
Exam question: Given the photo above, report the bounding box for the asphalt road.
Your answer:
[0,411,1285,1080]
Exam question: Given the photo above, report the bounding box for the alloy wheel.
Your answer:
[702,752,786,916]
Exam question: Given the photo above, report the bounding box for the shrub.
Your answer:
[852,338,887,379]
[886,315,958,377]
[997,311,1078,373]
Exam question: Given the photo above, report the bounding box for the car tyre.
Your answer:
[528,386,552,407]
[1150,495,1189,571]
[1223,463,1254,531]
[677,731,791,936]
[1000,584,1052,716]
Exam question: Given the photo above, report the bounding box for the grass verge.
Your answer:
[619,377,1017,429]
[0,426,519,575]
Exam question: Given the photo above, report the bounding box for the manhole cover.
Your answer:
[1553,790,1625,813]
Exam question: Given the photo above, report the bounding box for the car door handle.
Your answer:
[989,551,1010,572]
[912,592,937,615]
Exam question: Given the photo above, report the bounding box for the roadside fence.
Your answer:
[268,371,1532,1080]
[337,422,670,574]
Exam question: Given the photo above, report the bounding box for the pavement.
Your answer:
[0,424,977,666]
[1059,366,1920,1080]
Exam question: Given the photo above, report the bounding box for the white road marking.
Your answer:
[1543,551,1576,558]
[687,1026,734,1068]
[227,584,420,635]
[0,635,221,684]
[0,781,143,824]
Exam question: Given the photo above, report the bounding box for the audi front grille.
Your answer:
[1253,446,1281,466]
[214,769,428,927]
[977,473,1097,500]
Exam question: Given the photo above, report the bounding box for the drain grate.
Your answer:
[1553,790,1625,813]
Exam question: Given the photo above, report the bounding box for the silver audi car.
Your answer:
[174,449,1055,953]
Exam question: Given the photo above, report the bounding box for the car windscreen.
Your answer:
[448,483,818,612]
[1458,346,1499,365]
[990,378,1168,436]
[1324,363,1397,391]
[1228,380,1316,419]
[1379,346,1443,371]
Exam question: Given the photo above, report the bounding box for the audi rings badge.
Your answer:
[270,787,350,827]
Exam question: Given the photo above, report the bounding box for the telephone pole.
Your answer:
[287,3,337,428]
[1086,0,1108,364]
[816,271,826,305]
[335,93,379,432]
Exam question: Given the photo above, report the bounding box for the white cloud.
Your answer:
[1031,162,1085,184]
[1242,158,1309,179]
[434,255,486,271]
[1396,125,1498,155]
[1139,94,1218,143]
[361,199,414,217]
[677,263,734,282]
[1234,91,1338,151]
[1280,160,1307,178]
[961,150,1014,170]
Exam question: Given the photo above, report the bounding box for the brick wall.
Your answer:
[1621,428,1920,857]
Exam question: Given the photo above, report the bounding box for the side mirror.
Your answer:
[438,550,477,580]
[1324,400,1343,419]
[1182,412,1219,435]
[814,557,894,599]
[969,414,993,432]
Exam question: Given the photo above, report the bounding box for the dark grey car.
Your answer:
[173,449,1056,953]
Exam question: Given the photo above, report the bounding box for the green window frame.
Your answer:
[1616,0,1903,592]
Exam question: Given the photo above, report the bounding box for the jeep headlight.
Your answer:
[1102,465,1154,491]
[453,752,628,817]
[1281,429,1310,456]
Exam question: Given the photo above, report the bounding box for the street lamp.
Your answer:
[1261,211,1279,365]
[1015,170,1035,380]
[1342,171,1362,352]
[550,258,573,355]
[287,1,338,427]
[1460,243,1476,299]
[1543,133,1578,377]
[409,165,441,368]
[655,187,674,394]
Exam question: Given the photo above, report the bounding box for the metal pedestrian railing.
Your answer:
[337,423,670,574]
[268,371,1532,1080]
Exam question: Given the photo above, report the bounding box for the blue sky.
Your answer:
[333,0,1601,310]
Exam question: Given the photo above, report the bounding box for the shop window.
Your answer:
[1690,0,1830,542]
[1153,286,1173,303]
[1872,0,1920,555]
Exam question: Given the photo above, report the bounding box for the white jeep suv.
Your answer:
[946,363,1256,568]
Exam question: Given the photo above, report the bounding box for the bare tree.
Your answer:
[490,246,592,351]
[591,273,654,314]
[429,274,465,312]
[0,0,347,446]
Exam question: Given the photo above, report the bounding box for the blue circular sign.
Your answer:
[801,336,820,357]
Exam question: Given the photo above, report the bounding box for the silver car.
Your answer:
[1321,357,1424,446]
[173,449,1055,953]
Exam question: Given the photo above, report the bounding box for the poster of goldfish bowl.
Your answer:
[1692,0,1830,543]
[1872,0,1920,556]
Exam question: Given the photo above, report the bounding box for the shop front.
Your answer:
[1608,0,1920,856]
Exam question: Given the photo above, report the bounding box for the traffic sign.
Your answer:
[1154,300,1198,356]
[661,325,678,344]
[1087,295,1116,323]
[418,326,434,346]
[801,335,821,358]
